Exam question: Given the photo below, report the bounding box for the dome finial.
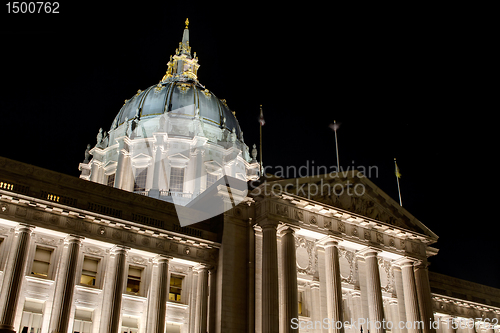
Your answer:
[185,18,189,29]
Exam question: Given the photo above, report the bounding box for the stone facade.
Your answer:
[1,157,499,333]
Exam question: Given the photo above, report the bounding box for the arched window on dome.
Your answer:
[169,167,184,193]
[133,168,148,192]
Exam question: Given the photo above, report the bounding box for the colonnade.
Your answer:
[0,223,213,333]
[257,218,436,333]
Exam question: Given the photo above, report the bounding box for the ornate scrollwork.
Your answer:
[338,248,355,284]
[295,236,317,276]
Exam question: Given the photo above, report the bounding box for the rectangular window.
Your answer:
[165,323,182,333]
[206,173,217,189]
[73,308,93,333]
[80,257,99,287]
[20,300,44,333]
[31,247,53,278]
[169,167,184,193]
[106,173,115,187]
[126,266,143,295]
[169,275,183,302]
[133,168,148,192]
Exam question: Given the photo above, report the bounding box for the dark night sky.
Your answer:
[1,4,497,288]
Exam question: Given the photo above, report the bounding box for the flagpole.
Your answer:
[259,105,263,176]
[394,158,402,206]
[334,120,340,171]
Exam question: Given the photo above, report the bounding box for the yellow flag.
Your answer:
[395,160,401,178]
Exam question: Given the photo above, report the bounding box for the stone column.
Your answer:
[195,265,209,333]
[398,258,421,333]
[259,218,279,333]
[114,137,130,190]
[0,224,33,333]
[351,290,365,333]
[310,282,322,333]
[467,319,476,333]
[440,316,456,333]
[207,267,217,333]
[388,299,400,333]
[280,226,299,332]
[413,261,435,333]
[323,237,344,333]
[361,248,385,333]
[149,134,165,198]
[99,246,129,333]
[49,235,84,333]
[147,256,171,333]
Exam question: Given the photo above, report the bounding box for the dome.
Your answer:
[79,19,260,208]
[111,81,243,141]
[108,18,243,144]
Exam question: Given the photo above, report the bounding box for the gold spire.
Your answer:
[185,18,189,28]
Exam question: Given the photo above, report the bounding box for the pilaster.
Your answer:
[359,247,385,333]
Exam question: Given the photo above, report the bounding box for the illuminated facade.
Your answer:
[0,21,499,333]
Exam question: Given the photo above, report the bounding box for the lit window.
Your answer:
[121,316,139,333]
[31,247,53,278]
[80,257,99,287]
[169,167,184,193]
[19,300,44,333]
[126,266,143,295]
[206,173,218,189]
[134,168,148,192]
[106,173,115,187]
[73,308,93,333]
[169,275,183,302]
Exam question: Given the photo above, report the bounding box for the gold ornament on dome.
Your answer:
[185,18,189,28]
[177,83,190,94]
[202,89,211,97]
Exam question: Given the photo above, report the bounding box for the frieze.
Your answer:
[0,195,219,266]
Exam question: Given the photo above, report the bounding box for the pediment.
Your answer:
[266,170,437,241]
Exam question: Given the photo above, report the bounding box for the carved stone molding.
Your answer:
[295,236,317,276]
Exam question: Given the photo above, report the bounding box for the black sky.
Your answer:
[1,3,497,288]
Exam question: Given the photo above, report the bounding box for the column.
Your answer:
[207,267,217,333]
[147,256,171,333]
[467,319,476,333]
[280,226,298,332]
[398,258,421,333]
[149,134,165,198]
[323,237,344,333]
[440,316,456,333]
[194,265,209,333]
[49,235,84,333]
[310,282,322,333]
[114,137,130,190]
[0,224,33,333]
[351,291,363,325]
[259,218,279,333]
[413,261,435,333]
[388,299,400,333]
[99,245,129,333]
[361,248,385,333]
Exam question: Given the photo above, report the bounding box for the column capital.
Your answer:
[152,255,172,264]
[194,264,212,272]
[258,217,279,229]
[277,223,299,236]
[15,223,34,234]
[110,245,130,255]
[357,246,381,258]
[393,256,418,267]
[317,235,342,248]
[64,234,84,245]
